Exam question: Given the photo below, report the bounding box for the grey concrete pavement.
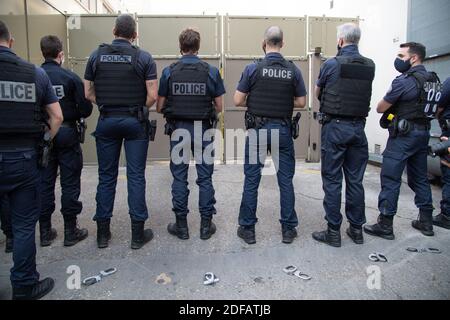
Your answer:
[0,162,449,300]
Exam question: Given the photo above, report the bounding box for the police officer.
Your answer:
[433,77,450,229]
[84,14,158,249]
[157,28,225,240]
[365,42,439,239]
[39,35,93,247]
[234,26,307,245]
[0,20,63,299]
[312,23,375,247]
[1,195,13,253]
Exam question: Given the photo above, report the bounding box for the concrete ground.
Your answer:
[0,162,449,300]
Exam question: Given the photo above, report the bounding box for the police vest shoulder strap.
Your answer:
[0,53,20,65]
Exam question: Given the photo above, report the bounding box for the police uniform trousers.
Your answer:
[441,129,450,217]
[378,125,433,216]
[0,194,12,238]
[93,116,149,222]
[169,120,216,218]
[40,126,83,223]
[239,120,298,228]
[0,148,41,287]
[321,118,369,228]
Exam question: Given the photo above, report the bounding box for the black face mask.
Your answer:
[394,57,412,73]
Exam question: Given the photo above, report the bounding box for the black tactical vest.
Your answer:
[43,67,78,122]
[0,54,45,141]
[94,44,147,107]
[163,61,213,120]
[247,59,296,119]
[393,70,441,121]
[320,55,375,118]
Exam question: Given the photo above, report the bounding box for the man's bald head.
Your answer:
[264,26,283,48]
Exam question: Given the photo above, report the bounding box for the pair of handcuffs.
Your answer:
[82,268,117,286]
[283,266,312,281]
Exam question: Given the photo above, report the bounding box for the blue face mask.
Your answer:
[394,57,412,73]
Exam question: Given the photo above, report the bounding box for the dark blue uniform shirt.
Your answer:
[84,39,157,81]
[237,52,307,97]
[316,44,361,88]
[0,46,58,107]
[383,65,428,106]
[439,77,450,120]
[158,55,225,98]
[41,60,93,119]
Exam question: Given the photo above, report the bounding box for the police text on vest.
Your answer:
[0,81,36,103]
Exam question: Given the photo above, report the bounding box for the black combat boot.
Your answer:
[5,235,13,253]
[312,226,341,247]
[96,219,111,249]
[12,277,55,300]
[63,217,88,247]
[39,220,57,247]
[237,225,256,245]
[131,220,153,250]
[282,226,298,244]
[200,217,216,240]
[364,215,395,240]
[433,213,450,230]
[412,210,434,236]
[346,225,364,245]
[167,216,189,240]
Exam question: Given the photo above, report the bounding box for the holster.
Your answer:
[164,119,176,136]
[77,118,87,144]
[317,112,331,125]
[245,112,265,130]
[148,120,157,141]
[38,131,53,168]
[291,112,302,140]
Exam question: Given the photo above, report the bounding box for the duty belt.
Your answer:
[60,121,77,128]
[408,121,430,131]
[99,105,140,118]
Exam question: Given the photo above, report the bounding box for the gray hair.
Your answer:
[337,23,361,45]
[264,26,283,47]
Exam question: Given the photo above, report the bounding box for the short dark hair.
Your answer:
[400,42,426,61]
[40,35,63,59]
[114,14,136,39]
[0,20,11,42]
[179,28,201,53]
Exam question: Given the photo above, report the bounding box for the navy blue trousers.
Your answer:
[169,120,216,218]
[0,149,40,287]
[40,127,83,222]
[239,121,298,228]
[378,128,433,216]
[94,117,149,222]
[321,119,369,228]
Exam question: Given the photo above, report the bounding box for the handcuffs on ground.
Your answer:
[406,247,441,254]
[283,266,312,281]
[369,253,388,263]
[203,272,220,286]
[82,268,117,286]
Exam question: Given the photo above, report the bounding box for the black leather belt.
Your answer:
[329,116,365,122]
[61,121,77,128]
[0,139,37,149]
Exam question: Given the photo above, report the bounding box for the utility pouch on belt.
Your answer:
[245,112,265,130]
